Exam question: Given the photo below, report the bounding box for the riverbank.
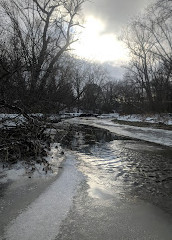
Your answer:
[0,153,82,240]
[112,119,172,131]
[67,117,172,147]
[1,120,172,240]
[98,113,172,130]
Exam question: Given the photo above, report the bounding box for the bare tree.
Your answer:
[122,20,156,110]
[121,0,172,112]
[81,64,108,113]
[0,0,86,110]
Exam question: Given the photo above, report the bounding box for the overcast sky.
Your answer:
[74,0,155,79]
[84,0,153,33]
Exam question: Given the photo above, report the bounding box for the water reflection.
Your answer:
[61,124,172,215]
[59,124,131,148]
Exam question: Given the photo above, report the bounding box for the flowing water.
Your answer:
[60,124,172,215]
[1,124,172,240]
[56,124,172,240]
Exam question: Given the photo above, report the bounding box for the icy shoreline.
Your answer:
[1,153,82,240]
[98,113,172,126]
[0,142,65,184]
[67,117,172,147]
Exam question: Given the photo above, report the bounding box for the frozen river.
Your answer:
[0,121,172,240]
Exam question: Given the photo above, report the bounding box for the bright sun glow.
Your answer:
[73,16,129,63]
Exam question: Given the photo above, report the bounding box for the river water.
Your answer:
[1,124,172,240]
[57,124,172,239]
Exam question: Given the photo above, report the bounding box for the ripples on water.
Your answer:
[61,124,172,214]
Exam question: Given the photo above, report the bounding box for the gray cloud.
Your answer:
[82,0,155,79]
[84,0,154,33]
[103,62,125,79]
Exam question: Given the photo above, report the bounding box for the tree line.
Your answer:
[0,0,116,114]
[0,0,171,115]
[121,0,172,113]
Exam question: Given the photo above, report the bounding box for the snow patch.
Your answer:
[0,143,65,184]
[98,113,172,125]
[67,118,172,147]
[4,153,82,240]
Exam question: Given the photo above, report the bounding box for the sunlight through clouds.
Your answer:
[73,16,129,64]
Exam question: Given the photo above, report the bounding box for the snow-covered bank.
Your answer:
[1,112,171,126]
[67,118,172,147]
[98,113,172,125]
[0,143,65,184]
[3,153,82,240]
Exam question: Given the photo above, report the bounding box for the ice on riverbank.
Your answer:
[0,143,65,184]
[3,154,82,240]
[67,118,172,147]
[98,113,172,125]
[1,113,171,128]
